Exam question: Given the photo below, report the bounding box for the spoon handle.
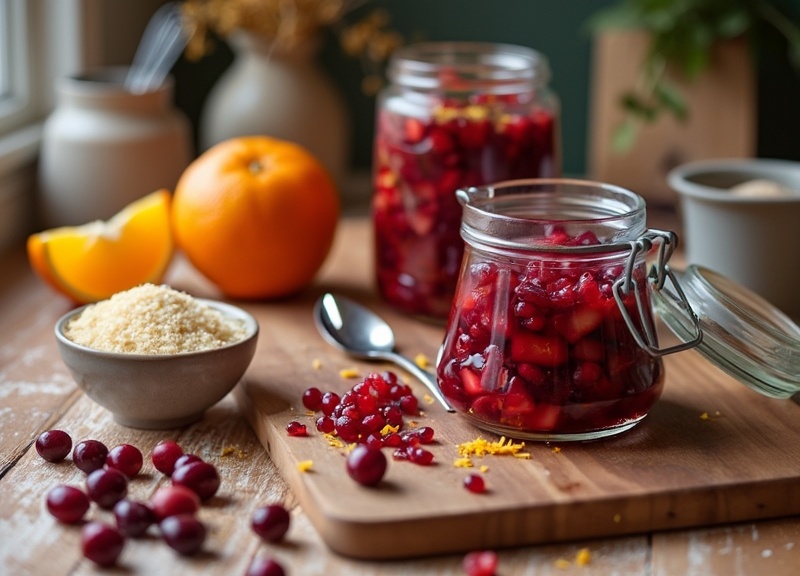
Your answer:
[381,351,456,413]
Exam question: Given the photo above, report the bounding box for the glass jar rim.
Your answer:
[456,178,648,253]
[388,41,550,92]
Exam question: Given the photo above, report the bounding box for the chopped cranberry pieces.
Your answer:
[286,420,308,437]
[437,225,665,437]
[171,461,220,501]
[81,521,125,567]
[152,439,184,475]
[35,429,72,462]
[72,439,109,474]
[46,485,90,523]
[86,468,128,510]
[106,443,143,478]
[159,514,206,555]
[346,445,387,486]
[251,504,291,542]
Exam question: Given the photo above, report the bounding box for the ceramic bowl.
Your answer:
[668,158,800,319]
[55,299,259,429]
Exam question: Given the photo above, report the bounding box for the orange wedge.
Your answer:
[27,190,174,303]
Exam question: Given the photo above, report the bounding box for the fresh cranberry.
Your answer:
[81,521,125,567]
[150,485,200,521]
[72,439,109,474]
[246,555,286,576]
[113,499,155,537]
[106,444,143,478]
[86,468,128,509]
[171,461,220,501]
[286,421,308,437]
[159,514,206,555]
[251,504,291,542]
[346,445,387,486]
[152,440,184,475]
[302,387,323,411]
[35,429,72,462]
[463,474,486,494]
[45,485,90,523]
[463,550,499,576]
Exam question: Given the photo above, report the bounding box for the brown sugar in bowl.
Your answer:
[54,289,258,429]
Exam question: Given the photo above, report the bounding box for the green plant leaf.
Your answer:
[620,92,659,122]
[612,119,638,153]
[654,83,688,121]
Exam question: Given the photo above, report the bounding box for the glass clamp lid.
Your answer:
[650,264,800,399]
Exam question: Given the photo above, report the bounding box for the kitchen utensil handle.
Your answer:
[383,352,456,413]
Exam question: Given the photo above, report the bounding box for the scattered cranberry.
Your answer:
[320,391,340,416]
[251,504,291,542]
[286,420,308,437]
[45,485,90,523]
[81,521,125,567]
[159,514,206,555]
[301,387,323,411]
[171,461,220,501]
[152,439,184,475]
[463,474,487,494]
[86,468,128,509]
[113,499,155,537]
[150,485,200,521]
[463,550,499,576]
[247,555,286,576]
[346,445,387,486]
[72,439,109,474]
[35,429,72,462]
[172,453,203,473]
[106,444,143,478]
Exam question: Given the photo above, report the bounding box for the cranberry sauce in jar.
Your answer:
[436,180,666,441]
[372,42,560,320]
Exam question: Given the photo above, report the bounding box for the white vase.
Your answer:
[200,32,350,185]
[39,67,192,227]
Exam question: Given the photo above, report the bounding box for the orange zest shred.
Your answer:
[554,558,571,569]
[323,433,345,449]
[312,358,322,370]
[457,436,527,458]
[552,446,562,453]
[380,423,399,436]
[613,513,622,523]
[479,465,489,473]
[413,353,430,369]
[297,460,313,472]
[339,367,360,379]
[454,457,473,468]
[576,548,592,566]
[423,394,435,405]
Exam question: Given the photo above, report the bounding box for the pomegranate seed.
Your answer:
[463,474,486,494]
[251,504,291,542]
[81,521,125,567]
[106,444,143,478]
[398,394,419,415]
[315,415,335,434]
[150,485,200,521]
[46,485,90,523]
[346,445,387,486]
[171,461,220,501]
[113,499,155,537]
[409,447,434,465]
[463,550,499,576]
[86,468,128,510]
[320,392,340,416]
[35,429,72,462]
[286,421,308,437]
[246,555,286,576]
[159,514,206,555]
[152,440,184,475]
[72,439,109,474]
[302,387,323,411]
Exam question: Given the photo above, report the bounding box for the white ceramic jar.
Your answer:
[39,67,192,227]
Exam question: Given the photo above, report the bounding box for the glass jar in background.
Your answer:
[437,180,674,441]
[372,42,561,320]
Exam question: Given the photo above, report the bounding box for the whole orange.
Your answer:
[171,136,339,299]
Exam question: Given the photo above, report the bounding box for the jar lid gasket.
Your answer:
[652,265,800,398]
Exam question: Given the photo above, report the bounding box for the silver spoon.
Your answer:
[313,293,455,413]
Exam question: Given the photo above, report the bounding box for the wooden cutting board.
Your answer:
[232,219,800,560]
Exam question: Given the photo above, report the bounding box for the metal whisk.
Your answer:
[124,2,188,94]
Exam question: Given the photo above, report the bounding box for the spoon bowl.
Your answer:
[314,293,455,412]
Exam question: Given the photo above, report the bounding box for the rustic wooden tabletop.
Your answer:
[1,215,799,575]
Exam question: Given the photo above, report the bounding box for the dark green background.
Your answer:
[172,0,800,177]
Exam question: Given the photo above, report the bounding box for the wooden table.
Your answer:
[2,215,799,575]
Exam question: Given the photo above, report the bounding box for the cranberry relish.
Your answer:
[373,94,557,319]
[437,225,664,438]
